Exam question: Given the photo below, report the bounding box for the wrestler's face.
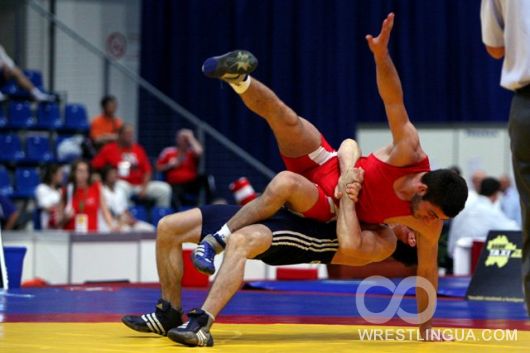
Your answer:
[410,195,449,224]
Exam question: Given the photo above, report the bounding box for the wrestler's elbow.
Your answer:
[338,139,360,158]
[337,233,362,256]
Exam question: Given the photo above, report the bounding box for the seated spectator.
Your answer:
[0,195,23,230]
[0,44,52,102]
[92,124,171,208]
[466,169,487,206]
[61,160,115,232]
[100,165,155,232]
[90,95,124,149]
[448,177,519,274]
[499,174,522,226]
[157,129,213,208]
[35,164,64,229]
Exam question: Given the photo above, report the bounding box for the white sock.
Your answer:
[31,87,49,101]
[216,224,232,243]
[228,75,251,94]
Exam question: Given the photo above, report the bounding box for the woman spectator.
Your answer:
[61,160,116,232]
[100,165,155,232]
[35,164,64,229]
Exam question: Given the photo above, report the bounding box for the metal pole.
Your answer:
[48,0,56,91]
[197,126,206,205]
[103,58,110,96]
[0,224,8,289]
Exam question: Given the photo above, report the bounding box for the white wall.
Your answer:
[25,0,141,128]
[357,125,513,183]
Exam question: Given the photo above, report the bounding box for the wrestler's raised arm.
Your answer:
[366,13,425,166]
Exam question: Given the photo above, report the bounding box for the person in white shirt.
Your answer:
[35,165,64,229]
[465,170,486,207]
[499,175,522,226]
[481,0,530,312]
[448,177,519,275]
[100,165,155,233]
[0,44,52,102]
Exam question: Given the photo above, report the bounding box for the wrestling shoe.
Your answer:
[167,308,214,347]
[121,298,183,336]
[202,50,258,82]
[192,233,225,275]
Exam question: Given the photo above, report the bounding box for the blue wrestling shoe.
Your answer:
[202,50,258,80]
[167,308,215,347]
[121,298,183,336]
[192,234,225,275]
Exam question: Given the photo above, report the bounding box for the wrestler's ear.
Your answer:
[416,182,428,196]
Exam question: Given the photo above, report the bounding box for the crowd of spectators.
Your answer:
[21,95,214,233]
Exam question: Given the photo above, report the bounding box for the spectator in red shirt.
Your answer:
[92,123,171,208]
[61,160,115,232]
[157,129,212,208]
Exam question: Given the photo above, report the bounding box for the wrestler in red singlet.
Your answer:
[281,135,430,223]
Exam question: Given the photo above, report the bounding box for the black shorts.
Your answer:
[199,204,338,265]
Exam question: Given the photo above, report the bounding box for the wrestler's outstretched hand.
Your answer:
[366,12,394,58]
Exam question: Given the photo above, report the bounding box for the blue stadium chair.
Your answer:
[0,105,7,128]
[64,103,89,131]
[26,135,54,163]
[0,134,25,162]
[0,80,18,96]
[128,205,149,223]
[13,168,40,198]
[36,102,62,129]
[151,207,174,226]
[24,70,44,91]
[8,102,35,129]
[0,167,13,196]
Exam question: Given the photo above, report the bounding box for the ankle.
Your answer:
[228,75,251,94]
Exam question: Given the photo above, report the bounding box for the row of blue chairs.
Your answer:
[0,134,79,164]
[0,102,89,131]
[0,167,40,198]
[0,69,45,99]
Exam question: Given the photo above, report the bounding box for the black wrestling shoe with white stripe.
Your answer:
[167,308,214,347]
[121,298,183,336]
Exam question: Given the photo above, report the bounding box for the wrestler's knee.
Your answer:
[225,232,249,256]
[268,171,302,196]
[157,213,187,243]
[157,215,174,242]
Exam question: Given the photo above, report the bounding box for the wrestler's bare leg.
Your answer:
[239,78,322,158]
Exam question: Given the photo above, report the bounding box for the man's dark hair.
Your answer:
[421,169,468,218]
[479,177,501,197]
[391,240,418,267]
[100,94,116,108]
